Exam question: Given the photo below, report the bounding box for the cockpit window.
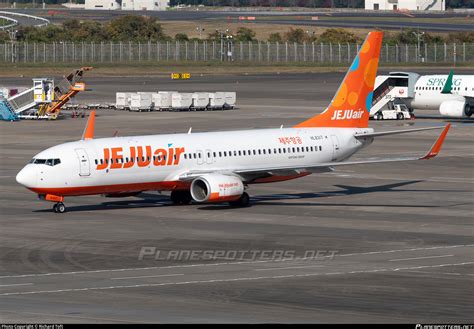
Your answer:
[30,158,61,166]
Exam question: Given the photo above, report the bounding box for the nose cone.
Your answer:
[16,166,36,188]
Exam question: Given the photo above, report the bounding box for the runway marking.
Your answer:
[0,244,471,279]
[404,270,468,276]
[111,273,184,280]
[0,283,33,287]
[388,255,454,262]
[1,262,473,297]
[254,265,325,271]
[339,245,473,257]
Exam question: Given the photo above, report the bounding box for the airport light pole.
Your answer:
[412,31,425,63]
[8,29,17,63]
[217,29,232,62]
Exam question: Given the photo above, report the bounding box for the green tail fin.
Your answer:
[441,69,454,94]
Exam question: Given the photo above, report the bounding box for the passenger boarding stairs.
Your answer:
[7,87,36,114]
[369,77,410,117]
[421,0,440,10]
[0,98,19,121]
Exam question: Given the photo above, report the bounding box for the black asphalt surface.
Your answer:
[0,71,473,323]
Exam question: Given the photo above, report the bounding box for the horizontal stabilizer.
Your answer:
[354,126,445,139]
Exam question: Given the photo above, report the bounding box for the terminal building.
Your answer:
[365,0,445,11]
[84,0,170,11]
[84,0,120,10]
[122,0,169,11]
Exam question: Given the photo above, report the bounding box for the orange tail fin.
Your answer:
[294,31,383,128]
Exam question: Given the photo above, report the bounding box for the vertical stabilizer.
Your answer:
[294,31,383,128]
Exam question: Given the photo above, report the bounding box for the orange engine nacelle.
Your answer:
[190,174,244,203]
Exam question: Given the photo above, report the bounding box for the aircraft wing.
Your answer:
[179,124,450,182]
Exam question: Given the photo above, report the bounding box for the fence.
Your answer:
[1,41,473,64]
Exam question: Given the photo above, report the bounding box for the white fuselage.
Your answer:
[408,75,474,110]
[17,127,372,196]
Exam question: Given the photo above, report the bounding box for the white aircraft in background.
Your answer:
[16,31,451,213]
[408,70,474,118]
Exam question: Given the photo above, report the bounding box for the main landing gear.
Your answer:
[53,202,66,213]
[229,192,250,208]
[170,190,193,205]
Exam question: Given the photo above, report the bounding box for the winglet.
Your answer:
[421,124,451,160]
[82,111,95,140]
[441,69,454,94]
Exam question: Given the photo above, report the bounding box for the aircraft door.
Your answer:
[196,149,204,165]
[75,148,91,176]
[205,149,213,164]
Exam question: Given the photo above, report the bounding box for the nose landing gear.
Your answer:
[53,202,66,213]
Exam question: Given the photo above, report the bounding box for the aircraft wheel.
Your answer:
[170,191,181,205]
[52,204,58,213]
[181,191,193,205]
[239,192,250,207]
[56,202,66,213]
[229,192,250,208]
[170,190,192,205]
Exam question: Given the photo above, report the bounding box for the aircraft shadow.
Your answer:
[198,180,467,210]
[32,180,468,213]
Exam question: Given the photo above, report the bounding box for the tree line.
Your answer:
[1,16,473,44]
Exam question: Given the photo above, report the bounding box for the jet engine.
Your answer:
[190,174,244,203]
[439,100,472,118]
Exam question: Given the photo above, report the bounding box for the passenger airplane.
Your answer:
[409,70,474,118]
[16,31,451,213]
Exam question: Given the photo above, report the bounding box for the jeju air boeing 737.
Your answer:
[16,31,451,213]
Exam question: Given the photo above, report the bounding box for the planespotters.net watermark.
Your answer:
[416,325,474,329]
[138,247,339,262]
